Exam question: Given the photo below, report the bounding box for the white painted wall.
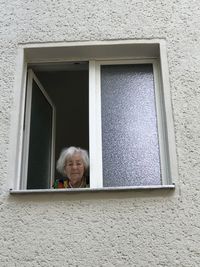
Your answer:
[0,0,200,266]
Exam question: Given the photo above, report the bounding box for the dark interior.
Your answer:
[30,62,89,179]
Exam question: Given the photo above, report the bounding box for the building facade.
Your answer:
[0,0,200,266]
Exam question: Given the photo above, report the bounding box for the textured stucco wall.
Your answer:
[0,0,200,266]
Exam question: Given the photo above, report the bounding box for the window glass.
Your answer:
[101,64,161,187]
[27,80,53,189]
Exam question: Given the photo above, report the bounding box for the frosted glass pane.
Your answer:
[101,64,161,187]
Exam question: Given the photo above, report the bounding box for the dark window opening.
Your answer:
[26,62,89,189]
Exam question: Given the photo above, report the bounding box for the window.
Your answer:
[100,62,161,187]
[9,40,177,191]
[22,63,89,189]
[21,70,56,189]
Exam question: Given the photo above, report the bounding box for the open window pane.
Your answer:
[35,64,89,184]
[101,64,161,187]
[27,79,53,189]
[22,63,89,190]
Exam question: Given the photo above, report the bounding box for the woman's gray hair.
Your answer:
[56,146,89,176]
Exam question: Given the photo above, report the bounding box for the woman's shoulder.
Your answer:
[53,178,69,189]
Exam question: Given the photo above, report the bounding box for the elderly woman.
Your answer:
[53,146,89,188]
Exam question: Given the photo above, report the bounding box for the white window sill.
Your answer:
[10,184,175,194]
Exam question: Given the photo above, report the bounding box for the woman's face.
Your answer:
[64,153,85,185]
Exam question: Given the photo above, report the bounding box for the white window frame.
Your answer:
[8,39,177,192]
[90,59,169,188]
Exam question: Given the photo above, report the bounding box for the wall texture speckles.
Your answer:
[1,0,200,266]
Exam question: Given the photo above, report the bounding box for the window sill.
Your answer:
[10,184,175,194]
